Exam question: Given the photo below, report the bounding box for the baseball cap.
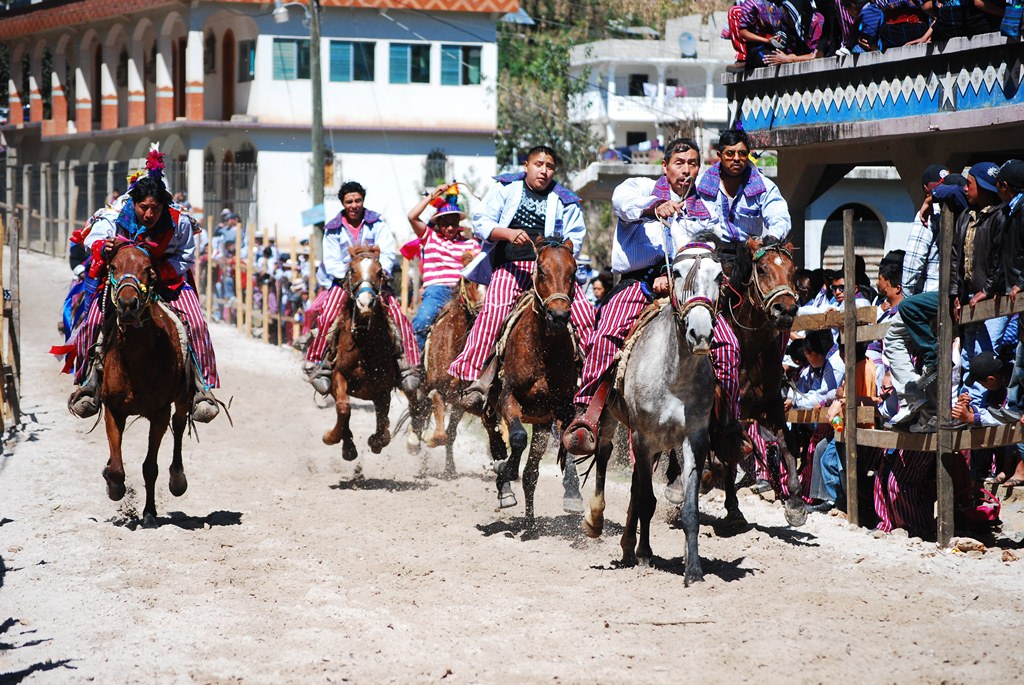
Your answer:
[997,159,1024,190]
[969,162,1000,194]
[964,351,1006,385]
[921,164,949,188]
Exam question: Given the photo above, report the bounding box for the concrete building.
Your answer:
[569,13,733,158]
[0,0,515,255]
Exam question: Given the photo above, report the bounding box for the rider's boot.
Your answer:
[68,339,104,419]
[305,358,333,396]
[191,372,220,423]
[458,355,498,416]
[397,353,421,394]
[562,379,612,456]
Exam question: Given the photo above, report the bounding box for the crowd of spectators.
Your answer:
[758,159,1024,539]
[722,0,1022,72]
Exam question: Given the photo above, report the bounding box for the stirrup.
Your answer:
[191,392,220,423]
[458,357,497,415]
[562,381,611,456]
[398,361,421,393]
[68,386,101,419]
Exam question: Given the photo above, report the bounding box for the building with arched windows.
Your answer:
[1,0,515,253]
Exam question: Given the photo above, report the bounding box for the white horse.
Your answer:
[583,237,722,586]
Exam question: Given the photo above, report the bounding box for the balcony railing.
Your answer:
[571,91,729,124]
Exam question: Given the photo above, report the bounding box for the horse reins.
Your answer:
[530,240,575,313]
[107,243,156,328]
[728,243,797,332]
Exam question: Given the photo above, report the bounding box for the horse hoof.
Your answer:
[785,501,808,527]
[583,513,603,538]
[406,434,422,456]
[562,496,585,514]
[724,512,747,528]
[323,431,341,446]
[637,557,652,569]
[342,442,358,462]
[497,482,517,509]
[169,472,188,497]
[441,466,457,481]
[142,513,158,529]
[102,467,126,502]
[368,431,391,454]
[426,434,447,449]
[684,567,705,587]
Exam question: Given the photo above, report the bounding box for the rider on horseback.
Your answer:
[304,181,420,395]
[66,149,221,423]
[448,145,595,414]
[563,137,744,456]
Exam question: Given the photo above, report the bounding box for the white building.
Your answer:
[569,13,733,158]
[1,0,515,253]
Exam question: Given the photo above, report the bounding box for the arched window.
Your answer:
[424,149,448,187]
[820,203,886,281]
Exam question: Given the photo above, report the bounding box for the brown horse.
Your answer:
[721,237,805,526]
[484,236,583,520]
[322,247,423,460]
[99,240,191,527]
[420,262,484,477]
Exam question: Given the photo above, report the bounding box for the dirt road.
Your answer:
[2,251,1022,684]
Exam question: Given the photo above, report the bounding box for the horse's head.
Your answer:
[672,240,723,356]
[533,236,575,331]
[459,250,485,310]
[347,246,383,319]
[746,237,798,330]
[105,239,157,327]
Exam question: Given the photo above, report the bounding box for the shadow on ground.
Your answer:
[475,513,602,542]
[0,617,76,685]
[330,477,430,493]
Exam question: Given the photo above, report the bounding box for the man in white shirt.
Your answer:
[563,138,742,456]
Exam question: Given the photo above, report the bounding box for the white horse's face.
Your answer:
[672,245,722,355]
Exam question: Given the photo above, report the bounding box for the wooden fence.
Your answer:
[786,208,1024,547]
[0,214,23,431]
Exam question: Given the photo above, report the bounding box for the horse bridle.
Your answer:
[671,242,720,322]
[750,243,797,313]
[346,252,382,307]
[107,242,156,327]
[531,240,575,312]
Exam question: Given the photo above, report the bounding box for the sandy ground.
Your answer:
[2,250,1023,685]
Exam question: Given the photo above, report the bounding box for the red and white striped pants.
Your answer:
[448,260,595,381]
[727,5,747,62]
[573,282,741,414]
[73,285,219,388]
[302,287,331,336]
[305,284,419,366]
[872,449,935,539]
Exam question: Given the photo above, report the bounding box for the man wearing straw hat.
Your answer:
[405,182,480,353]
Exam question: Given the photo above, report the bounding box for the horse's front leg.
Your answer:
[496,394,527,510]
[442,405,464,480]
[427,391,448,448]
[168,403,189,498]
[324,373,357,462]
[403,387,424,455]
[368,393,392,454]
[522,427,549,523]
[775,426,808,527]
[103,409,128,502]
[679,433,707,585]
[141,405,172,528]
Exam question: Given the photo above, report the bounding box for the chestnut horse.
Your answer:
[420,263,484,477]
[484,236,583,520]
[722,238,804,526]
[99,240,191,527]
[322,247,424,460]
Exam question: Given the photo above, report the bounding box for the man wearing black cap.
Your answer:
[903,164,968,296]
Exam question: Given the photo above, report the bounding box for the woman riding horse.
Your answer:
[67,153,220,423]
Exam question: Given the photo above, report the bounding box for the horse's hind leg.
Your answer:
[560,441,584,514]
[368,394,392,454]
[168,403,189,497]
[142,406,171,528]
[631,435,657,567]
[522,428,548,522]
[679,433,706,585]
[584,415,615,538]
[103,410,128,502]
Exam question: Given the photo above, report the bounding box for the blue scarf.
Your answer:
[115,198,173,240]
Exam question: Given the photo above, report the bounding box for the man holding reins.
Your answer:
[66,149,221,423]
[304,181,420,395]
[562,137,744,456]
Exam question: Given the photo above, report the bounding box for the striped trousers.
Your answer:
[305,284,419,366]
[573,281,741,414]
[448,261,595,381]
[73,285,220,388]
[302,287,331,335]
[872,449,935,540]
[727,5,747,62]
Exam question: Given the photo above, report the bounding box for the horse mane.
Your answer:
[723,238,753,287]
[536,236,567,250]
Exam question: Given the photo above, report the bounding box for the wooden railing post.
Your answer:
[245,223,256,336]
[842,208,860,528]
[205,216,214,321]
[936,206,956,547]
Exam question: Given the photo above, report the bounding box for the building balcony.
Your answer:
[573,90,729,125]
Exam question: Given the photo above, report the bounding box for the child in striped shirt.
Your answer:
[407,183,480,353]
